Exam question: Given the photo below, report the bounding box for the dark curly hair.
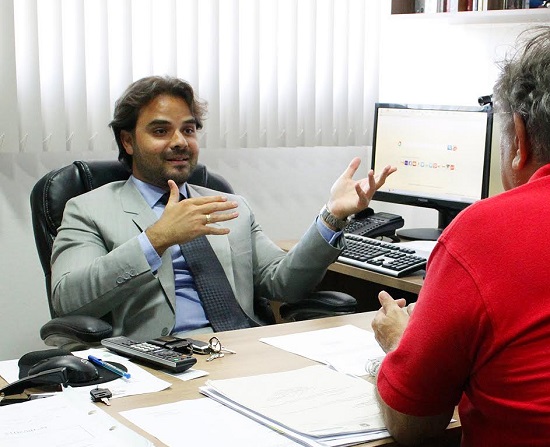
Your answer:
[493,26,550,165]
[109,76,207,169]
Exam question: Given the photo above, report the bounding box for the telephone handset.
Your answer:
[345,208,404,238]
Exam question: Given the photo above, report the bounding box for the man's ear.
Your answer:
[511,113,530,171]
[120,130,134,155]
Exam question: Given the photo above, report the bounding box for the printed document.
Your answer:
[260,324,385,376]
[0,388,152,446]
[121,397,304,447]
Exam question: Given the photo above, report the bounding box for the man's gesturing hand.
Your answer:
[146,179,239,256]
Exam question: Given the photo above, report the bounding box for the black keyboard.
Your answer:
[339,234,427,277]
[101,336,197,373]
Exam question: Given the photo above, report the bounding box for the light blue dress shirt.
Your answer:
[132,177,209,333]
[131,176,342,334]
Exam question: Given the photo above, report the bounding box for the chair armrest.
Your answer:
[279,291,357,322]
[40,316,113,351]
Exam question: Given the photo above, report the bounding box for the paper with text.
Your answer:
[260,324,385,376]
[121,397,303,447]
[0,388,152,447]
[203,365,385,438]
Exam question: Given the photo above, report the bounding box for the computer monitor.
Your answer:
[371,102,493,241]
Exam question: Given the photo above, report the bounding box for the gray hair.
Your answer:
[493,25,550,164]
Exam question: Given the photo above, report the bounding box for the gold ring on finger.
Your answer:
[205,214,211,224]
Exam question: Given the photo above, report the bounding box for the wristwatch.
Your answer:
[320,205,350,231]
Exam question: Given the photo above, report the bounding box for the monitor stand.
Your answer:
[396,208,460,241]
[396,227,442,241]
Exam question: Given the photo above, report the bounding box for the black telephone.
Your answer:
[345,208,404,238]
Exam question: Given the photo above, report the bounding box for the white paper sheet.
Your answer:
[0,388,152,447]
[394,239,437,260]
[260,324,385,376]
[164,368,208,381]
[121,397,304,447]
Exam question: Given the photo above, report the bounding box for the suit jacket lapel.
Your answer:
[120,180,176,312]
[120,180,157,231]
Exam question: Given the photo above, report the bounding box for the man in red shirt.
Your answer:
[372,25,550,446]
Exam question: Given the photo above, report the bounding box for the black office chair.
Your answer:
[31,160,356,349]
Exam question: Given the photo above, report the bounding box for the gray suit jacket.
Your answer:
[51,179,344,340]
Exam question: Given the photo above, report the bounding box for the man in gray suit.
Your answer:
[51,76,395,341]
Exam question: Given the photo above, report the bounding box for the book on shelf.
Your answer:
[483,0,530,9]
[402,0,531,12]
[449,0,471,11]
[415,0,440,12]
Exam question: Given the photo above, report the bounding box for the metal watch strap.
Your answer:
[320,205,350,230]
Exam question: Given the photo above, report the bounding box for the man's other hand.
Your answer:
[371,290,411,353]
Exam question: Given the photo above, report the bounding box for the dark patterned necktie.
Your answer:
[179,237,251,331]
[160,193,251,331]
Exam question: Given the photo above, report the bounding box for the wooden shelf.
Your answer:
[390,2,550,24]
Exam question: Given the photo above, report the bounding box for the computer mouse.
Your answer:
[28,355,99,384]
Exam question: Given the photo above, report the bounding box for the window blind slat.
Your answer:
[297,0,317,148]
[14,0,42,153]
[62,0,88,153]
[239,0,260,148]
[131,0,153,80]
[108,0,133,117]
[38,0,66,152]
[0,0,19,153]
[84,0,111,151]
[152,0,177,76]
[219,0,240,149]
[278,0,298,148]
[315,0,335,146]
[260,0,278,148]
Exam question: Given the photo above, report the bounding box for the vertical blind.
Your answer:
[0,0,381,153]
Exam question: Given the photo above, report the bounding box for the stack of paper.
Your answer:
[200,365,389,447]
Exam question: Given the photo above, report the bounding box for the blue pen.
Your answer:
[88,355,131,379]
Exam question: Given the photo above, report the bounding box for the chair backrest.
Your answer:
[30,160,234,318]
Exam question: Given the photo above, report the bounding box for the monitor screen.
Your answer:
[371,102,493,241]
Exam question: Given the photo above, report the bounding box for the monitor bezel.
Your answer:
[371,102,493,227]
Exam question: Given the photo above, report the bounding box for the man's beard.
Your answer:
[132,146,198,188]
